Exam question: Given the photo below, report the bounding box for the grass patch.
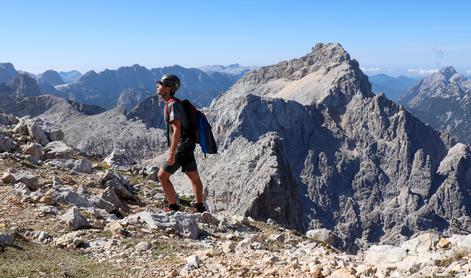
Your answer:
[152,241,183,264]
[0,239,125,278]
[434,249,467,267]
[120,238,141,249]
[126,174,147,186]
[96,230,113,239]
[152,242,176,257]
[95,161,111,171]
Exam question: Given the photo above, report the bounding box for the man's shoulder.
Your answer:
[166,99,182,110]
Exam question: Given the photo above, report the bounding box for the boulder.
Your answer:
[135,241,152,251]
[185,255,203,269]
[14,182,31,196]
[125,211,199,239]
[306,228,335,245]
[400,232,440,255]
[22,142,43,161]
[54,230,86,248]
[365,245,407,264]
[0,232,14,246]
[103,148,136,170]
[43,141,74,160]
[53,189,92,208]
[46,159,92,173]
[11,117,29,135]
[0,113,18,126]
[448,234,471,249]
[1,172,15,184]
[0,133,16,152]
[100,187,128,213]
[27,119,49,146]
[39,121,64,141]
[10,171,39,191]
[60,207,91,230]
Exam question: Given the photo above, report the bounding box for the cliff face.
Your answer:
[198,43,471,251]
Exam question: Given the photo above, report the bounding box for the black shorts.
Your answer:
[161,139,197,175]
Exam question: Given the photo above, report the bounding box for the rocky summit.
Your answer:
[192,43,471,252]
[399,66,471,144]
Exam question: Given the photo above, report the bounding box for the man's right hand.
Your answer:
[167,151,175,165]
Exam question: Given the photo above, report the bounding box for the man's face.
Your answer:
[156,82,172,97]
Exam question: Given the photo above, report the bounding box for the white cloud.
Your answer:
[407,68,439,75]
[466,69,471,75]
[361,67,382,73]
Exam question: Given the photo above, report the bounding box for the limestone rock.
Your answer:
[46,159,92,173]
[125,211,199,239]
[43,141,74,160]
[0,133,16,152]
[185,255,203,269]
[306,228,335,245]
[54,230,86,248]
[52,189,92,208]
[135,241,152,251]
[365,245,407,264]
[22,142,44,161]
[100,187,127,213]
[103,148,136,170]
[10,171,39,191]
[60,207,91,230]
[400,233,439,255]
[0,112,18,126]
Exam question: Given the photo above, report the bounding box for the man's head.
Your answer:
[156,74,181,98]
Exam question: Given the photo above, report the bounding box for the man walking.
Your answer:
[156,74,206,213]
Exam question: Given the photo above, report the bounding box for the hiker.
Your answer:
[156,74,206,213]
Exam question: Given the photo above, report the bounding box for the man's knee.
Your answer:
[157,168,171,182]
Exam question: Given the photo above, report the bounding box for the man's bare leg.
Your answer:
[157,167,178,204]
[184,170,204,203]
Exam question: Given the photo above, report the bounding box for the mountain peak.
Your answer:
[232,42,372,108]
[307,42,351,64]
[438,66,457,79]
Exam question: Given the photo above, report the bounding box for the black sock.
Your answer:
[169,203,180,211]
[195,203,206,212]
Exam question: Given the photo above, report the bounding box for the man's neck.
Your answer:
[162,94,173,101]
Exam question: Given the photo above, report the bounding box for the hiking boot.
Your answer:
[188,203,206,213]
[164,203,180,212]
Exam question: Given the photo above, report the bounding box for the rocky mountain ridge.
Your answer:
[399,66,471,144]
[2,43,471,255]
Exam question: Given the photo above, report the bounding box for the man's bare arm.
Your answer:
[167,120,181,165]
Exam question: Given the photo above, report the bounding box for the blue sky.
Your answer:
[1,0,470,76]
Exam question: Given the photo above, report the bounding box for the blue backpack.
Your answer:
[165,98,218,157]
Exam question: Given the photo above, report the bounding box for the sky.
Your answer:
[1,0,470,76]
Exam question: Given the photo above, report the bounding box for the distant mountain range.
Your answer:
[199,63,258,77]
[399,66,471,144]
[59,70,82,84]
[0,62,255,110]
[368,74,419,100]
